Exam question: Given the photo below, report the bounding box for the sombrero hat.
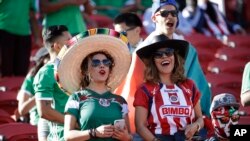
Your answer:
[55,28,131,95]
[136,34,189,59]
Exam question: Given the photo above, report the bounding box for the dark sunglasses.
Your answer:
[153,48,174,59]
[91,59,112,67]
[158,10,178,17]
[217,114,240,124]
[120,26,136,36]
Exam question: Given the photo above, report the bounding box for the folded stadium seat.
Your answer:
[195,47,215,74]
[227,35,250,47]
[0,76,24,92]
[0,91,18,115]
[185,33,224,53]
[0,109,15,125]
[215,46,250,62]
[206,72,242,95]
[0,123,37,141]
[89,14,113,28]
[207,59,247,75]
[210,86,239,101]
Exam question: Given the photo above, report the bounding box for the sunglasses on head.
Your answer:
[216,114,240,124]
[153,48,174,59]
[157,10,178,17]
[91,59,112,67]
[120,26,136,36]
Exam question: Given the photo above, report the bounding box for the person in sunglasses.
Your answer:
[134,34,204,141]
[206,93,241,141]
[114,0,211,134]
[55,28,133,140]
[114,12,144,53]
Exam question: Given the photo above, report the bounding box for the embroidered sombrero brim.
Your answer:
[55,28,131,94]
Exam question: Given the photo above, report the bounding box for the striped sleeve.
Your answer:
[65,93,79,119]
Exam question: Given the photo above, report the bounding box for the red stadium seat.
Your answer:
[207,59,246,75]
[0,76,24,92]
[206,73,242,94]
[0,109,15,125]
[0,123,37,141]
[196,48,215,74]
[0,91,18,115]
[185,34,223,53]
[215,46,250,62]
[227,35,250,47]
[210,86,239,101]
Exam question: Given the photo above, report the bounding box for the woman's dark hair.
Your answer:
[144,51,186,85]
[80,51,114,89]
[30,54,50,77]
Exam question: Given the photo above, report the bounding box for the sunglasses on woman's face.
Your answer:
[217,114,240,124]
[153,48,174,59]
[158,10,178,17]
[91,59,112,67]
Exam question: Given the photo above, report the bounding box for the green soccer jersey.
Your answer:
[34,62,69,141]
[17,74,39,125]
[42,0,86,35]
[0,0,36,35]
[65,89,128,141]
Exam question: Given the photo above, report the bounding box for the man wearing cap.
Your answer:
[33,25,72,141]
[114,0,211,133]
[206,93,241,141]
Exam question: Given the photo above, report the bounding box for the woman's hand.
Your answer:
[95,124,114,138]
[183,123,199,140]
[112,126,132,141]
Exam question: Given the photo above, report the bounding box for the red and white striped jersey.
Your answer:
[133,79,201,135]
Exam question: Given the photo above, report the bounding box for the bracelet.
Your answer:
[88,128,97,138]
[152,137,160,141]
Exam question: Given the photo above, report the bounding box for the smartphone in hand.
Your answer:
[114,119,125,130]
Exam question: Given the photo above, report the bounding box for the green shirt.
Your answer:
[241,62,250,95]
[34,62,68,141]
[65,89,128,141]
[42,0,86,35]
[0,0,35,35]
[93,0,127,19]
[18,74,39,125]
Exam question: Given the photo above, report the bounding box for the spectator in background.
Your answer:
[34,25,72,141]
[134,34,204,141]
[182,0,246,38]
[91,0,136,19]
[0,0,42,77]
[55,28,132,141]
[142,0,194,36]
[40,0,92,36]
[114,12,144,53]
[241,62,250,107]
[17,47,50,141]
[206,93,242,141]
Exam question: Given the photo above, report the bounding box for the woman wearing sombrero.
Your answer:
[55,28,132,140]
[133,34,204,141]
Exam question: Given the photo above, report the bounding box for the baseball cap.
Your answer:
[210,93,239,113]
[151,0,178,15]
[30,47,49,63]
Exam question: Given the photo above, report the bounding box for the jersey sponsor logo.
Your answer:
[160,105,192,118]
[164,89,178,93]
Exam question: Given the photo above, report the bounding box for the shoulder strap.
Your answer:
[141,85,152,118]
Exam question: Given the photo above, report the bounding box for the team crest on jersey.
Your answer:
[99,98,112,107]
[169,94,179,103]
